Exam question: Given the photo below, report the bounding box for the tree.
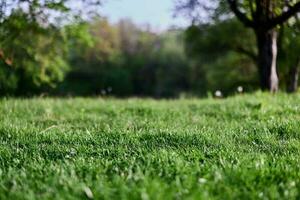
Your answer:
[0,0,102,95]
[227,0,300,92]
[176,0,300,92]
[184,20,258,95]
[0,10,69,95]
[58,18,193,98]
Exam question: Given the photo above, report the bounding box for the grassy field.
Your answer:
[1,93,300,200]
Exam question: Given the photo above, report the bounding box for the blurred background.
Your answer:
[0,0,299,98]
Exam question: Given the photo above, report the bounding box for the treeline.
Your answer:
[58,19,192,97]
[0,11,194,97]
[1,9,299,97]
[0,15,259,98]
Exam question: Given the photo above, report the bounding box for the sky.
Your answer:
[100,0,189,31]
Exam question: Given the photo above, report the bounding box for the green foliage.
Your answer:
[0,10,69,95]
[1,0,299,97]
[0,62,18,94]
[184,19,258,95]
[1,93,300,199]
[0,0,102,96]
[58,18,192,97]
[177,0,300,92]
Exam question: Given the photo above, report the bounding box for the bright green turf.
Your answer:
[1,93,300,200]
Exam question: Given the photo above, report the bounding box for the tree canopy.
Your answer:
[177,0,300,92]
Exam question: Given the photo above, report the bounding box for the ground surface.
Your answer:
[0,93,300,200]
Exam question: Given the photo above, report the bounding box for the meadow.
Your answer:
[0,93,300,199]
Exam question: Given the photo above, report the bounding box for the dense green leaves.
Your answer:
[184,19,258,94]
[58,18,192,97]
[0,0,102,95]
[0,10,69,95]
[179,0,300,93]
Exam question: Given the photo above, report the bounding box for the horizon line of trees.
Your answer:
[0,0,300,98]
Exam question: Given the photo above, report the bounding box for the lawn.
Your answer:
[0,93,300,200]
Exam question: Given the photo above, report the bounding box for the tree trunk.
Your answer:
[255,29,279,92]
[287,63,299,93]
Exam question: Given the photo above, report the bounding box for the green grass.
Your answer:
[1,93,300,200]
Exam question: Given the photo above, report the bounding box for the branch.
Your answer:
[227,0,254,27]
[234,46,257,61]
[268,2,300,29]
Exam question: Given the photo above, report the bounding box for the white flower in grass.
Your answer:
[237,86,244,93]
[198,178,207,184]
[214,90,223,98]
